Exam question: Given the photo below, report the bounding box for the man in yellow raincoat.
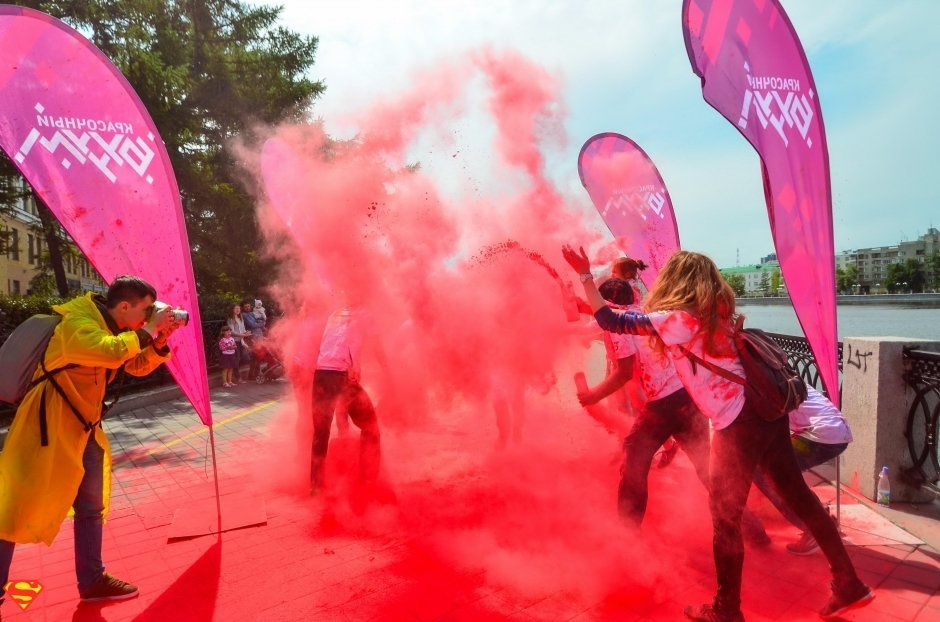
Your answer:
[0,276,179,606]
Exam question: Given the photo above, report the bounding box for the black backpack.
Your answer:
[681,316,807,420]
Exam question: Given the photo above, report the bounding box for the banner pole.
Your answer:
[207,424,223,534]
[835,458,842,527]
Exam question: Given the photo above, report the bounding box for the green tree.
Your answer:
[0,156,28,258]
[1,157,74,295]
[885,262,903,293]
[928,249,940,291]
[759,270,770,296]
[845,264,858,293]
[722,272,746,297]
[12,0,325,298]
[906,259,926,292]
[885,259,926,293]
[836,264,858,294]
[770,269,781,296]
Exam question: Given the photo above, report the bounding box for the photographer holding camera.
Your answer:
[0,276,183,606]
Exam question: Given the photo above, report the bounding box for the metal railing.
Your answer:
[766,331,843,393]
[768,332,940,497]
[902,347,940,494]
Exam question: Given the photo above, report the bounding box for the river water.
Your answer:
[737,304,940,342]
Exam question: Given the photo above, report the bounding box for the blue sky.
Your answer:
[264,1,939,268]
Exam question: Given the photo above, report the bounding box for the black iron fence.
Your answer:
[902,347,940,494]
[766,331,843,393]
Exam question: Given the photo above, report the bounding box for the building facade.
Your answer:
[724,228,939,295]
[836,228,939,292]
[719,261,784,296]
[1,182,106,295]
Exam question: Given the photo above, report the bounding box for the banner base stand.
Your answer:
[167,493,266,540]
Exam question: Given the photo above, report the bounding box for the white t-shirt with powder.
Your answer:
[646,310,745,429]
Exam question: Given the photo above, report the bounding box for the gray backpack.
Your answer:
[0,314,91,446]
[0,314,66,405]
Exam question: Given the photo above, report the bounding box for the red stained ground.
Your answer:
[5,382,920,621]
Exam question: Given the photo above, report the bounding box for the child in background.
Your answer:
[610,256,648,306]
[253,299,267,329]
[219,326,237,388]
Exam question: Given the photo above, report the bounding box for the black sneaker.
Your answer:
[684,603,745,622]
[79,573,139,602]
[819,579,874,619]
[786,531,820,556]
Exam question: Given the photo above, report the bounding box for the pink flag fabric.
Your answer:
[682,0,839,405]
[0,6,211,423]
[578,133,680,289]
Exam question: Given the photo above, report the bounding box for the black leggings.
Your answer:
[618,388,709,522]
[709,398,859,612]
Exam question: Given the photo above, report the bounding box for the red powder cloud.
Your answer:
[232,48,714,606]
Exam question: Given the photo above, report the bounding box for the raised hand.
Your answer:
[562,244,591,275]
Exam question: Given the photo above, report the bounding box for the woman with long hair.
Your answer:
[225,303,251,384]
[563,246,872,622]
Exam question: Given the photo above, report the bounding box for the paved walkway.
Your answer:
[2,381,940,621]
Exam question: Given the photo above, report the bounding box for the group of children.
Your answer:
[563,246,872,622]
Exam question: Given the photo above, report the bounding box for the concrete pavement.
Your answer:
[2,380,939,621]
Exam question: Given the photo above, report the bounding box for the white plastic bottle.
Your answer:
[877,466,891,506]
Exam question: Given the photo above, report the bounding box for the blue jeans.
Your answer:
[752,436,848,529]
[0,434,106,599]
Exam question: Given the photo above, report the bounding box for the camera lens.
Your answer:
[173,310,190,326]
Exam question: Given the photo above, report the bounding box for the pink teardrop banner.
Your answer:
[0,6,210,423]
[683,0,839,404]
[578,132,680,289]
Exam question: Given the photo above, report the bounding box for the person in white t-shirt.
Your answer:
[752,386,853,555]
[564,246,872,622]
[579,278,708,519]
[310,305,381,495]
[578,279,770,545]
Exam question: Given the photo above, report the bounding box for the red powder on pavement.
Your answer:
[233,48,713,609]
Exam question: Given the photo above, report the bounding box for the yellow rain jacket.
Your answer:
[0,293,170,545]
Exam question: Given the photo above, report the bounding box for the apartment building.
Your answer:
[836,228,939,291]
